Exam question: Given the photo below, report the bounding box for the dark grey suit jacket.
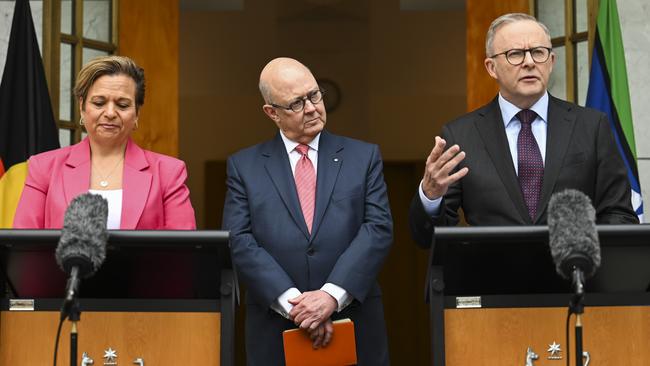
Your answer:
[223,130,393,365]
[410,95,638,247]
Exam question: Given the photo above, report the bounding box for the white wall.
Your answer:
[620,0,650,221]
[0,1,42,82]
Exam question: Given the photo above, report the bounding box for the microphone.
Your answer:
[55,193,109,320]
[547,189,601,299]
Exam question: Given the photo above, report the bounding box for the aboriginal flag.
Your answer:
[0,0,59,227]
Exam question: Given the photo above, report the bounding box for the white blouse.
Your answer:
[88,189,123,229]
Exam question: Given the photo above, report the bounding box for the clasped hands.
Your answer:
[288,290,338,349]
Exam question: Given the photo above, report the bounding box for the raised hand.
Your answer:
[421,136,469,200]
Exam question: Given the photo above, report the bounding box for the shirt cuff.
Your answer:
[419,180,443,217]
[321,283,352,312]
[271,287,302,319]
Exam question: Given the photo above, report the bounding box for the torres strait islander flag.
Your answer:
[585,0,643,222]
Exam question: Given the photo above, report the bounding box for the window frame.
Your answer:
[534,0,599,104]
[42,0,119,146]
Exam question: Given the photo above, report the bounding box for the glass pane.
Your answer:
[548,46,566,100]
[83,0,111,42]
[577,41,589,106]
[537,0,565,38]
[61,0,73,34]
[82,47,109,65]
[60,43,73,121]
[576,0,588,33]
[59,128,72,147]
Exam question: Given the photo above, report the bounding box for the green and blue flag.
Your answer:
[586,0,643,222]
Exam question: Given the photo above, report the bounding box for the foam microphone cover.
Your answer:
[55,193,109,278]
[547,189,601,279]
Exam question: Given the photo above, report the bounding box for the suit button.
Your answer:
[307,247,315,256]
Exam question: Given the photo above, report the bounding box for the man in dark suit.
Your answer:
[222,57,393,365]
[410,13,638,247]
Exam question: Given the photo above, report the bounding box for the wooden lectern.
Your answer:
[428,225,650,366]
[0,230,235,366]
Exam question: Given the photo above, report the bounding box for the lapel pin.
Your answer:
[333,157,340,162]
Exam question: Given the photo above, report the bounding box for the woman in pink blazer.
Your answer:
[13,55,196,229]
[12,56,195,297]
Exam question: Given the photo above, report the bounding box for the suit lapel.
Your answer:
[535,96,576,222]
[63,139,92,205]
[311,131,343,239]
[474,98,532,223]
[120,139,152,229]
[264,133,311,239]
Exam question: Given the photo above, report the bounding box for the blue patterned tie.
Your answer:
[517,109,544,219]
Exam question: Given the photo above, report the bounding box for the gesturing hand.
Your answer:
[288,290,337,331]
[421,136,469,200]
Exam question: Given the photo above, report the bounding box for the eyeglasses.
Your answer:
[489,47,552,66]
[271,89,325,113]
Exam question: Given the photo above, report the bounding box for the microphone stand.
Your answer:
[69,299,80,366]
[61,266,83,366]
[569,268,585,366]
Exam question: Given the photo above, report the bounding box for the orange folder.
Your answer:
[283,318,357,366]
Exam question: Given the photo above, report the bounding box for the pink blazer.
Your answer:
[13,138,196,229]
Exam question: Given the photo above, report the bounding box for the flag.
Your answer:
[0,0,60,227]
[585,0,643,222]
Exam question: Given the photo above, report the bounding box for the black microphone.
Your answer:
[547,189,601,299]
[55,193,108,320]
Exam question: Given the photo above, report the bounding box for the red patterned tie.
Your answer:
[294,144,316,233]
[517,109,544,220]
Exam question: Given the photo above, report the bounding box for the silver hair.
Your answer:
[485,13,552,56]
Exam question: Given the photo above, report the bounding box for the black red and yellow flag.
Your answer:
[0,0,59,227]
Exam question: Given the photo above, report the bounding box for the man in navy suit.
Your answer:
[410,13,638,247]
[222,57,393,365]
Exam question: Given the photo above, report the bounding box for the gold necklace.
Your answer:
[92,156,124,188]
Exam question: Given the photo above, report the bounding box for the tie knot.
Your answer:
[295,144,309,156]
[517,109,537,125]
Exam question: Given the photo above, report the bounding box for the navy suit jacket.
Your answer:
[410,95,638,248]
[222,130,393,365]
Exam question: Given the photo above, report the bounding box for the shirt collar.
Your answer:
[279,130,320,154]
[498,92,549,127]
